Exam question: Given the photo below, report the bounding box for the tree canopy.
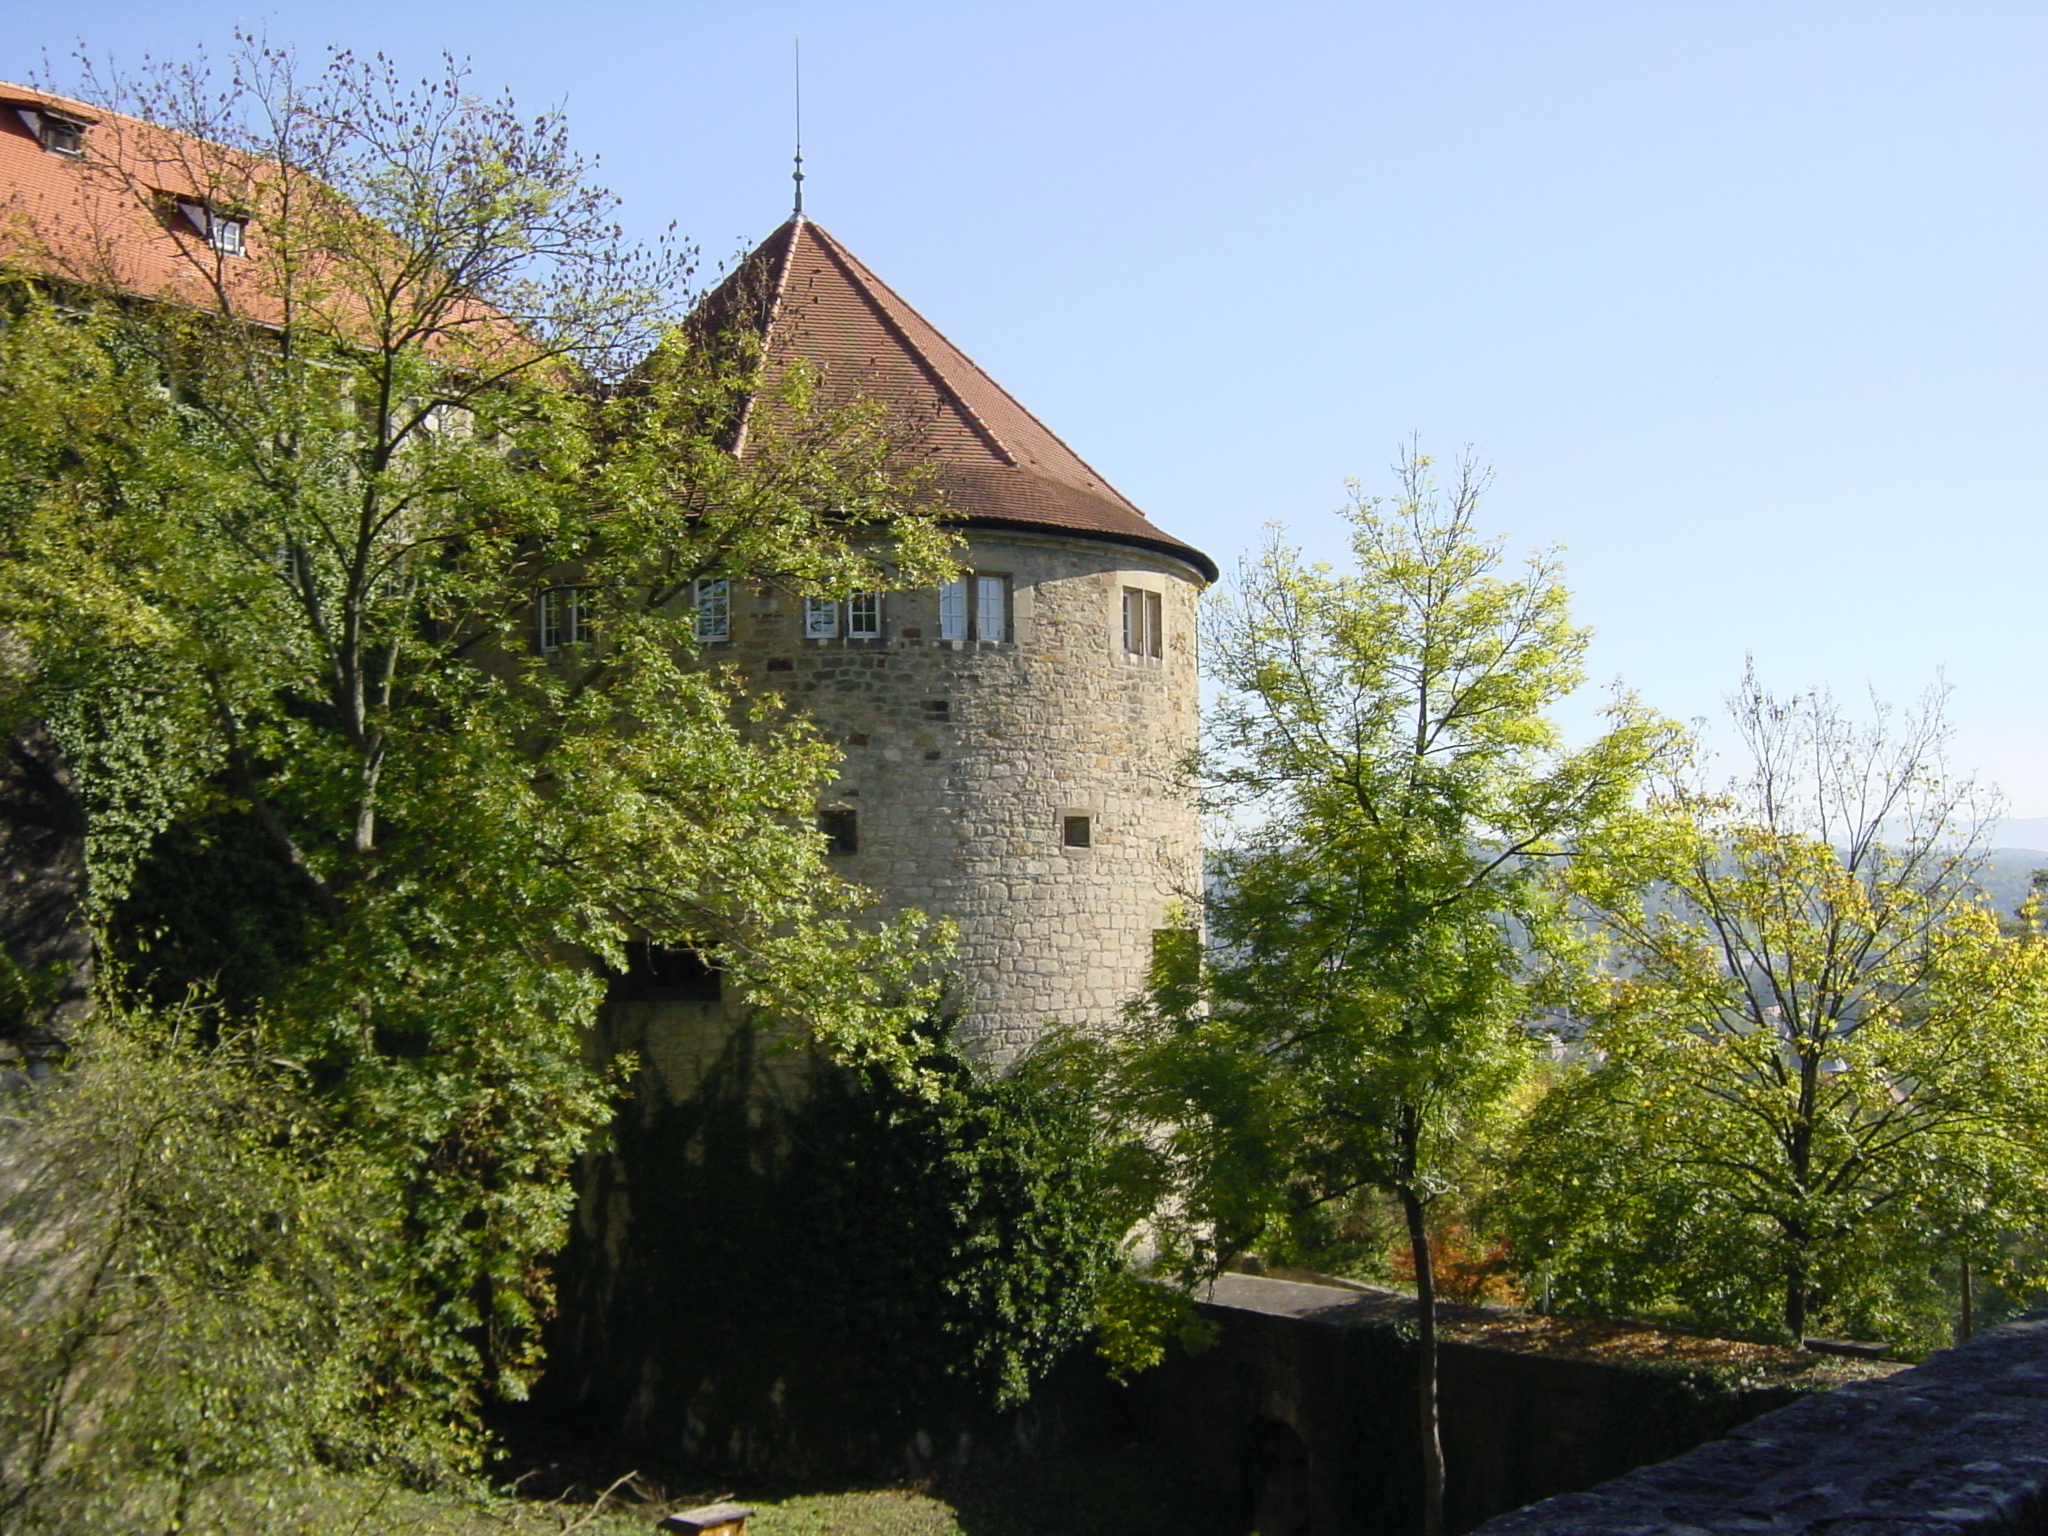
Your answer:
[1068,447,1673,1536]
[0,38,959,1487]
[1501,675,2048,1346]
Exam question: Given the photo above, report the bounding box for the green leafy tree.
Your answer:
[0,1007,441,1529]
[1072,448,1671,1536]
[1502,675,2048,1347]
[0,39,956,1470]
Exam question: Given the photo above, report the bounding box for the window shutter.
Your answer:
[976,576,1007,642]
[938,580,968,641]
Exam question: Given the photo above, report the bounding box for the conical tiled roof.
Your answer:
[703,218,1215,581]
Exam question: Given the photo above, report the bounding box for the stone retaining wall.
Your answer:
[1135,1274,1839,1535]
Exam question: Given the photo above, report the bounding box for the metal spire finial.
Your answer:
[791,36,805,219]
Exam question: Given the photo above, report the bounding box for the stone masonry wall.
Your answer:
[626,529,1205,1081]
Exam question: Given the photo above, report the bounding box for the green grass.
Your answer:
[23,1442,1228,1536]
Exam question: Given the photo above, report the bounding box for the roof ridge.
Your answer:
[730,217,803,458]
[799,223,1019,469]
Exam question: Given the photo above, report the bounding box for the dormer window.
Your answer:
[13,107,87,157]
[175,199,249,256]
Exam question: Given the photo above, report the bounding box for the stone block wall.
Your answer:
[625,528,1205,1071]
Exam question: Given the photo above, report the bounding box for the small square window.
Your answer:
[848,591,882,639]
[820,808,859,856]
[695,578,730,642]
[804,597,839,639]
[176,198,247,255]
[1062,814,1092,848]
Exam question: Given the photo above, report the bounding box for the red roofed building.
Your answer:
[605,215,1211,1074]
[2,81,291,319]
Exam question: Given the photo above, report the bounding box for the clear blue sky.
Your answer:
[16,3,2047,813]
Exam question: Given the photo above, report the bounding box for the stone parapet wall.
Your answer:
[1473,1313,2048,1536]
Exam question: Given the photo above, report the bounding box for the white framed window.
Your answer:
[848,591,882,639]
[976,575,1008,642]
[20,109,85,156]
[804,597,840,639]
[539,586,593,651]
[1123,587,1163,659]
[177,199,248,256]
[938,579,969,641]
[694,578,730,642]
[939,574,1010,642]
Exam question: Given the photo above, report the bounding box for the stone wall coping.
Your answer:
[1472,1313,2048,1536]
[1199,1271,1417,1324]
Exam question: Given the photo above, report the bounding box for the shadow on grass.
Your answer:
[930,1440,1239,1536]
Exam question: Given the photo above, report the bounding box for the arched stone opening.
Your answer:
[1247,1415,1313,1536]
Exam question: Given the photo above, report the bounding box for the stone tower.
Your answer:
[615,217,1216,1074]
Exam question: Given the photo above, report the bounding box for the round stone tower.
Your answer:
[625,217,1215,1072]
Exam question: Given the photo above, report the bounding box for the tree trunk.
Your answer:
[1784,1248,1807,1340]
[1400,1183,1446,1536]
[1960,1257,1974,1343]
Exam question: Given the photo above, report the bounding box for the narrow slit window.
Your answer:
[1063,814,1092,848]
[938,579,969,641]
[848,591,882,639]
[820,808,859,856]
[804,597,839,639]
[695,578,730,642]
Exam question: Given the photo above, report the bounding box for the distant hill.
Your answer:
[1995,818,2048,851]
[1977,848,2048,919]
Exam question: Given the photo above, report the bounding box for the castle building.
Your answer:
[0,80,1216,1067]
[612,216,1214,1071]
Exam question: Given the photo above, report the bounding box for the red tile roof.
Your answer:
[0,82,291,322]
[708,217,1215,582]
[0,83,512,359]
[3,90,1211,578]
